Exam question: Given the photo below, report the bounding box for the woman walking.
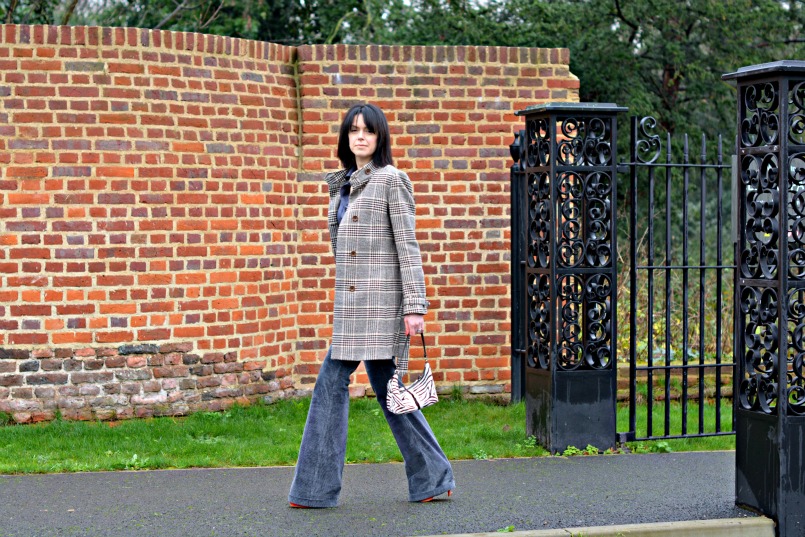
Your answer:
[288,103,455,508]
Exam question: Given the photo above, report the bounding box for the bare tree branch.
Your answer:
[199,0,226,30]
[612,0,640,46]
[734,33,805,49]
[360,0,372,41]
[325,9,354,44]
[613,0,638,31]
[5,0,18,23]
[61,0,81,25]
[154,0,201,30]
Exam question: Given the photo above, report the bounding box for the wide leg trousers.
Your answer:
[288,350,455,507]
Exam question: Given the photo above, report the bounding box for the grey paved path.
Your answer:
[0,452,753,537]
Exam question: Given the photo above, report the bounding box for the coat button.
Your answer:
[364,168,370,174]
[350,251,356,257]
[349,285,355,292]
[352,215,358,222]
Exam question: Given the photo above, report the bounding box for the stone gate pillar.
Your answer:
[512,103,625,453]
[724,61,805,537]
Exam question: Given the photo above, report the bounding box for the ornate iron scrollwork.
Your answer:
[788,288,805,415]
[585,172,612,267]
[737,82,782,414]
[788,87,805,412]
[555,274,612,371]
[635,116,662,164]
[789,152,805,279]
[739,286,779,413]
[584,273,613,369]
[557,172,584,268]
[519,106,618,375]
[736,79,805,416]
[557,274,584,370]
[740,153,780,280]
[527,273,550,370]
[527,172,551,269]
[557,117,612,166]
[789,81,805,145]
[555,171,612,269]
[741,82,780,148]
[526,118,550,168]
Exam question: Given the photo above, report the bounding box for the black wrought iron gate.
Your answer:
[620,116,735,442]
[510,111,736,444]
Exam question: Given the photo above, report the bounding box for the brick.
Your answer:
[65,61,105,71]
[71,371,114,384]
[26,373,69,385]
[0,375,23,387]
[115,369,151,381]
[105,356,126,368]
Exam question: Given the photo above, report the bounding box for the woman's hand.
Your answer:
[404,314,425,336]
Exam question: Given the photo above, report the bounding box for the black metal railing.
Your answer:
[511,111,736,446]
[511,62,805,536]
[620,116,735,442]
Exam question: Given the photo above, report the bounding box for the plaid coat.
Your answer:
[325,162,429,373]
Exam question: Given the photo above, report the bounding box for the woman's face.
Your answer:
[348,114,377,168]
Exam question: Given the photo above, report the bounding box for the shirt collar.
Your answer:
[326,161,379,192]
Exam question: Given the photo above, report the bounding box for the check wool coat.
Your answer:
[325,162,429,373]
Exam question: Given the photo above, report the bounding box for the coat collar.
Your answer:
[326,162,380,195]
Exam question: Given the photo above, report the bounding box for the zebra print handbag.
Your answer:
[386,333,438,415]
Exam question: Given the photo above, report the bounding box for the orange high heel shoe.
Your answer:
[419,490,453,503]
[289,502,310,508]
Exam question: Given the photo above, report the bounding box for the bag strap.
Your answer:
[394,332,428,382]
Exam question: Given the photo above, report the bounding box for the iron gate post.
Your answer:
[512,103,626,453]
[724,61,805,536]
[510,129,527,403]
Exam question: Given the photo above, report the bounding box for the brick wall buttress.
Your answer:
[0,25,301,422]
[0,25,579,422]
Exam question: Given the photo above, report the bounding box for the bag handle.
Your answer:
[416,332,427,359]
[394,332,428,382]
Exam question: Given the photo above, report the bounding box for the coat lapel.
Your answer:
[326,162,380,254]
[348,162,378,193]
[326,162,379,197]
[326,168,350,197]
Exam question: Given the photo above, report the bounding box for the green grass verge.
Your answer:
[0,397,734,474]
[618,399,735,452]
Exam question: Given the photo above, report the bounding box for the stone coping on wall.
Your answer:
[0,24,295,62]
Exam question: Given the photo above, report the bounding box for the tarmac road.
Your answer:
[0,451,753,537]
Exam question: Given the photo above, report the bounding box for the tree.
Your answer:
[4,0,63,24]
[74,0,242,35]
[380,0,508,46]
[359,0,804,139]
[10,0,805,139]
[497,0,801,137]
[72,0,388,44]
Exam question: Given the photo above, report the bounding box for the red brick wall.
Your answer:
[0,25,578,422]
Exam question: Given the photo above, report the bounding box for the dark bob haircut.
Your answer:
[337,103,394,170]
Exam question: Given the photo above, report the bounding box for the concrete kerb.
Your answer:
[415,517,776,537]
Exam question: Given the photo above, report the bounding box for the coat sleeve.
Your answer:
[388,170,429,316]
